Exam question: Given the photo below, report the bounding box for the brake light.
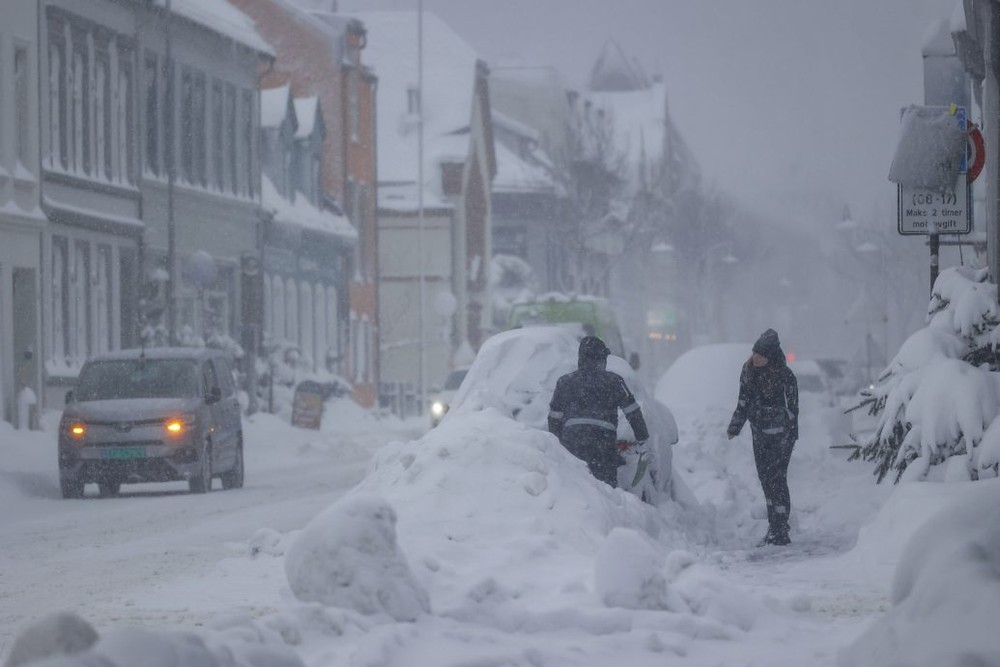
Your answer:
[69,422,86,438]
[164,419,186,435]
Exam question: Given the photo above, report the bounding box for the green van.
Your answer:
[506,296,632,364]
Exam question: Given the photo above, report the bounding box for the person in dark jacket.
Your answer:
[548,336,650,488]
[727,329,799,546]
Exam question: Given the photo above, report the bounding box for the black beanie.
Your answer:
[752,329,783,362]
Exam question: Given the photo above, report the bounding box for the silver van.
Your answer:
[58,348,244,498]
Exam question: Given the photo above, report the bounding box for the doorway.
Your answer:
[12,268,39,429]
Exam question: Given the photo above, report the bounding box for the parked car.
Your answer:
[447,326,690,505]
[428,366,470,428]
[58,348,244,498]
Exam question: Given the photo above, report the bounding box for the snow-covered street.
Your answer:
[0,408,423,653]
[8,342,988,667]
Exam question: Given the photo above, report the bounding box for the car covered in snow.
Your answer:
[427,366,470,428]
[446,326,685,504]
[58,348,244,498]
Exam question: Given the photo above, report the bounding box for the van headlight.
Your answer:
[430,401,447,417]
[163,413,197,437]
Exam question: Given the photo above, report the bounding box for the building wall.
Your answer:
[0,0,43,426]
[231,1,381,407]
[38,0,145,409]
[136,9,263,348]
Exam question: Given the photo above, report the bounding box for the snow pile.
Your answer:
[840,479,1000,667]
[284,494,430,622]
[449,326,685,504]
[4,612,303,667]
[857,267,1000,482]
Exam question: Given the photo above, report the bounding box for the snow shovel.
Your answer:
[630,451,650,487]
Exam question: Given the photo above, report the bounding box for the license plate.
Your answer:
[101,447,146,460]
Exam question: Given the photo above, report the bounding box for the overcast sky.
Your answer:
[340,0,964,225]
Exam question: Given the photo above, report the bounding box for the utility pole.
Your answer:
[417,0,427,415]
[165,0,177,344]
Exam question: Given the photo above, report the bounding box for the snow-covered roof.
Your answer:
[262,176,357,240]
[154,0,274,57]
[260,85,292,129]
[348,11,480,209]
[492,110,539,143]
[493,142,554,194]
[293,97,320,139]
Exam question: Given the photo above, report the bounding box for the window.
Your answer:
[202,359,219,398]
[95,246,112,354]
[51,237,70,364]
[193,74,206,186]
[326,287,339,368]
[181,69,193,182]
[14,46,30,167]
[271,275,285,343]
[407,85,420,116]
[72,242,91,365]
[314,284,327,370]
[212,81,223,189]
[117,46,135,184]
[300,283,313,367]
[225,84,237,193]
[48,32,66,168]
[285,279,298,345]
[95,47,111,179]
[242,90,254,196]
[348,70,359,140]
[71,30,88,174]
[213,358,236,398]
[144,53,159,174]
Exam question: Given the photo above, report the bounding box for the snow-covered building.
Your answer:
[0,1,43,427]
[351,11,496,396]
[231,0,380,407]
[258,84,356,381]
[489,109,566,310]
[133,0,272,362]
[37,0,151,410]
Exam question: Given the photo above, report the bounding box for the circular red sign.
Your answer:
[969,125,985,183]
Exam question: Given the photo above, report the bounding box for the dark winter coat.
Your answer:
[727,330,799,440]
[547,355,649,444]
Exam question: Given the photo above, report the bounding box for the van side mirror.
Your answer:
[208,386,222,404]
[629,352,641,370]
[65,390,75,405]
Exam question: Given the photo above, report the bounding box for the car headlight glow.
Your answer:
[431,401,447,417]
[164,417,190,436]
[68,422,86,439]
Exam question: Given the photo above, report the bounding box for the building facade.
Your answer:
[231,0,380,407]
[0,0,44,427]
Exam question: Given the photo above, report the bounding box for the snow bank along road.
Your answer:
[0,413,421,652]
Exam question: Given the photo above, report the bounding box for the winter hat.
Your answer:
[578,336,611,361]
[752,328,784,362]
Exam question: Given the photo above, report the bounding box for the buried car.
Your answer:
[58,348,244,498]
[445,326,690,504]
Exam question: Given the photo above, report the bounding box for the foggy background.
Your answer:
[340,0,967,378]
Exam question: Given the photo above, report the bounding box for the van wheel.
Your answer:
[60,477,84,499]
[98,481,121,497]
[221,437,244,490]
[189,440,212,494]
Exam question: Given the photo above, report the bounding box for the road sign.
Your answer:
[898,175,972,235]
[897,105,972,235]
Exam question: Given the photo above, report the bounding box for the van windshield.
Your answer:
[75,359,200,401]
